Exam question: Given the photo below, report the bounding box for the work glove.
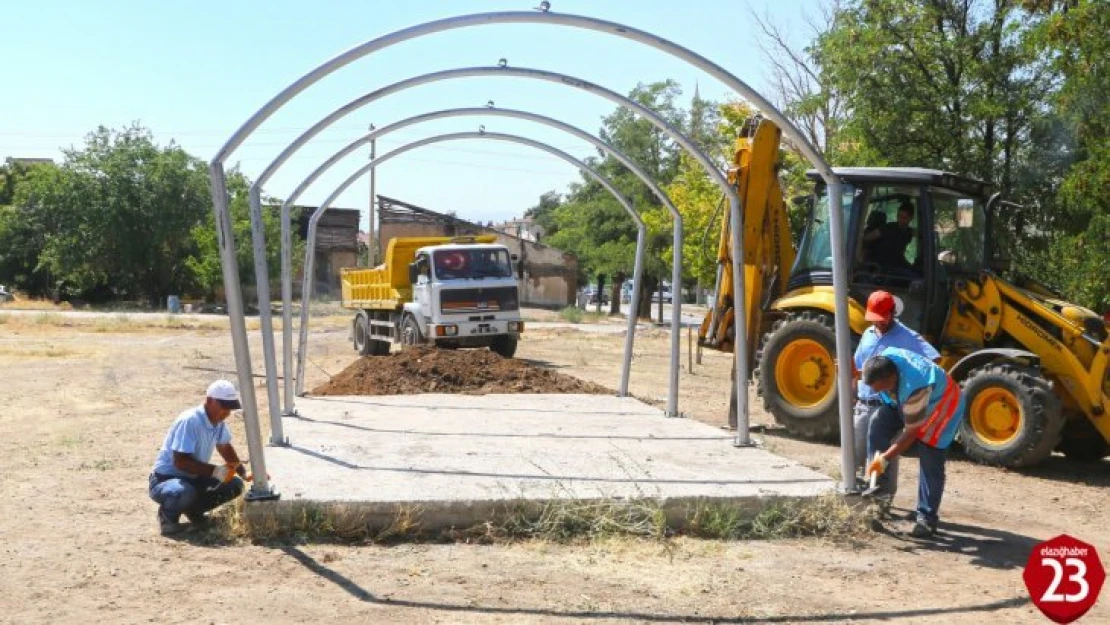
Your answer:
[866,452,889,481]
[211,463,239,484]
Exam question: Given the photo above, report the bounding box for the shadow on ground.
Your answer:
[278,544,1029,623]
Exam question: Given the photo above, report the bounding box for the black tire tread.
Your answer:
[754,311,842,441]
[957,363,1064,468]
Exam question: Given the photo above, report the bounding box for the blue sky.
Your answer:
[2,0,814,227]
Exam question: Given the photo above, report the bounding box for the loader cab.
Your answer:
[795,168,991,342]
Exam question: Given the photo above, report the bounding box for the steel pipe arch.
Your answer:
[273,106,685,436]
[210,10,853,500]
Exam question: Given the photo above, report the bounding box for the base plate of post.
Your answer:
[245,487,281,502]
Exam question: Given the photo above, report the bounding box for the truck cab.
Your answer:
[406,241,524,355]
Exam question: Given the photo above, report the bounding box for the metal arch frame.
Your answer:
[295,130,646,408]
[275,106,684,429]
[210,10,854,499]
[247,65,727,441]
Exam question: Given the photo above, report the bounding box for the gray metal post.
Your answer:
[207,164,274,498]
[281,198,295,416]
[273,106,681,409]
[294,131,646,400]
[730,196,751,446]
[827,181,855,491]
[622,225,646,396]
[247,187,285,446]
[212,10,851,490]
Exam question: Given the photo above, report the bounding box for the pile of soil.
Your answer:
[311,346,614,396]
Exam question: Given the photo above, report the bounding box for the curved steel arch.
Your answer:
[211,11,853,498]
[275,107,685,429]
[294,130,646,405]
[243,64,731,446]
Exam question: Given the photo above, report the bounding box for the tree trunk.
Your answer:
[595,273,606,315]
[609,271,625,316]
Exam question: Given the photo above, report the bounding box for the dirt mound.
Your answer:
[311,346,613,396]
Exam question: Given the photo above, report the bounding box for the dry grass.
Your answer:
[202,494,873,548]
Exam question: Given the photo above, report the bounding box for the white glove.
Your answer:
[212,464,230,483]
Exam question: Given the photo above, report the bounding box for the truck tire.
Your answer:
[755,311,841,441]
[1055,416,1110,463]
[490,335,518,358]
[400,315,423,349]
[352,313,373,356]
[957,363,1064,468]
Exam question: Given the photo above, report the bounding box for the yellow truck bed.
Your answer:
[340,235,498,310]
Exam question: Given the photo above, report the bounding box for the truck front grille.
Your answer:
[440,286,519,313]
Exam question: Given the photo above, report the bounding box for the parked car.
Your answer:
[0,285,12,303]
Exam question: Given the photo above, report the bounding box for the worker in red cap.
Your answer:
[852,290,939,503]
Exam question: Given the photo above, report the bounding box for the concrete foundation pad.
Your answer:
[246,394,837,533]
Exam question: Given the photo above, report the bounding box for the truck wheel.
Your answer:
[957,363,1064,468]
[1055,416,1110,463]
[352,313,373,356]
[400,315,422,349]
[754,311,841,441]
[490,335,518,358]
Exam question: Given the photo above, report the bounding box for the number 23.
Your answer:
[1041,557,1090,603]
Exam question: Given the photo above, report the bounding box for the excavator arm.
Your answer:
[699,119,795,369]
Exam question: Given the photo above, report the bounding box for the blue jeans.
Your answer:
[867,405,946,526]
[149,472,244,522]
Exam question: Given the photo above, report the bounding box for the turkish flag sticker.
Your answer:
[1023,534,1105,623]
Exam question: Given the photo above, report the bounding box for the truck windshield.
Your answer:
[795,183,857,273]
[433,249,514,281]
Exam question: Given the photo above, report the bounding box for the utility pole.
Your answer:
[367,123,376,267]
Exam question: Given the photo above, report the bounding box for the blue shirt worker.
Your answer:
[862,347,966,538]
[148,380,247,536]
[852,290,939,498]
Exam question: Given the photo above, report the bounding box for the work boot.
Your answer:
[185,511,209,529]
[159,509,184,536]
[910,520,937,538]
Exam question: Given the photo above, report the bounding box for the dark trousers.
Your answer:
[867,405,947,526]
[149,472,244,521]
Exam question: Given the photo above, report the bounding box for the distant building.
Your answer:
[289,205,361,298]
[491,216,545,243]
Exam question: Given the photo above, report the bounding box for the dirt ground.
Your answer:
[0,308,1107,624]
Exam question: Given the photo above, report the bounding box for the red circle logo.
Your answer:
[1023,534,1105,623]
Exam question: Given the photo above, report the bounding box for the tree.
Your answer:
[0,123,299,306]
[1017,0,1110,309]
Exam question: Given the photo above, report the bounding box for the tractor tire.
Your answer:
[352,313,373,356]
[400,315,423,350]
[1055,416,1110,463]
[957,363,1064,468]
[490,334,518,358]
[755,311,841,441]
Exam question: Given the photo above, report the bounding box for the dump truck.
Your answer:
[699,118,1110,468]
[340,235,524,358]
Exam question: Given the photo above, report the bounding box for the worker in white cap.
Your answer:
[147,380,247,536]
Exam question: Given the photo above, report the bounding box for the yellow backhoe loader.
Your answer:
[700,119,1110,468]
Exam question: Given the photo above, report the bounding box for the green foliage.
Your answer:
[0,123,301,305]
[186,167,299,298]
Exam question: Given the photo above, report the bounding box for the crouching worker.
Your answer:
[862,347,965,538]
[149,380,247,536]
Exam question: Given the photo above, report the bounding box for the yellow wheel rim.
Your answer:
[774,339,835,408]
[970,388,1023,445]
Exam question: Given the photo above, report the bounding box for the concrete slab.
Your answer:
[248,394,837,532]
